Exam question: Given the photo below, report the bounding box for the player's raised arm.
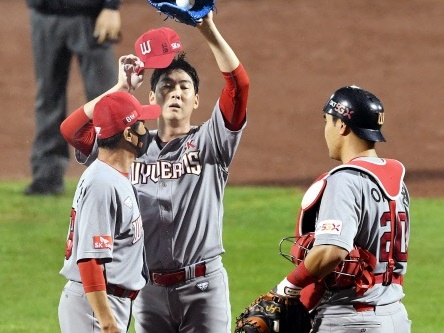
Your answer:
[60,54,143,155]
[196,11,239,73]
[196,11,249,131]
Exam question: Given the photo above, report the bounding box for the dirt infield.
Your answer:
[1,0,444,197]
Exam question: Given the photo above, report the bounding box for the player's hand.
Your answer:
[100,322,121,333]
[195,10,213,28]
[118,55,144,92]
[94,8,122,44]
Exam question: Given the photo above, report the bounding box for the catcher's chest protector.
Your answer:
[296,158,405,236]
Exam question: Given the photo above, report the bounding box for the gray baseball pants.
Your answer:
[28,9,116,189]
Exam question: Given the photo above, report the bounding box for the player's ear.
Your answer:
[123,127,133,142]
[149,90,156,105]
[193,93,199,110]
[339,121,350,136]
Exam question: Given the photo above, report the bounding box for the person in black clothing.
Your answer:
[25,0,122,195]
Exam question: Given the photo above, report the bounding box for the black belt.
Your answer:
[106,284,139,300]
[149,263,206,287]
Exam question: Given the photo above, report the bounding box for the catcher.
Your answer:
[236,86,411,333]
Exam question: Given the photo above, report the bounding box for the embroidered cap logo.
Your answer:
[139,40,152,55]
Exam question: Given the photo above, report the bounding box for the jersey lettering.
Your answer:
[401,186,410,210]
[370,186,388,204]
[132,216,143,244]
[379,211,409,263]
[64,208,76,260]
[75,179,86,206]
[131,151,202,184]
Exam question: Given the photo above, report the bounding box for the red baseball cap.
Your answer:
[134,27,183,71]
[93,91,161,139]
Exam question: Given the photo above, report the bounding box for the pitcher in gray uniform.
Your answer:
[131,12,249,333]
[270,85,411,333]
[58,88,161,332]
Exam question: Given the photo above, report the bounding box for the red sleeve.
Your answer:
[60,106,96,156]
[287,261,320,288]
[219,63,250,131]
[78,259,106,293]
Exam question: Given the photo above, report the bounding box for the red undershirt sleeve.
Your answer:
[287,261,320,288]
[60,106,96,156]
[219,63,250,131]
[78,259,106,293]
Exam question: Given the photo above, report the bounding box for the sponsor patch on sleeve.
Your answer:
[93,236,113,250]
[315,220,343,235]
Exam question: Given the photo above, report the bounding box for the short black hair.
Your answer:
[150,52,199,93]
[97,132,122,149]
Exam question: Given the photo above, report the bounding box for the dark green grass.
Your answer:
[0,180,442,332]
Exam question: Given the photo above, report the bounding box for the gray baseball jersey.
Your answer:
[314,157,409,305]
[75,103,244,333]
[75,104,243,269]
[132,103,243,333]
[131,104,243,270]
[60,159,147,289]
[297,157,411,332]
[59,159,147,332]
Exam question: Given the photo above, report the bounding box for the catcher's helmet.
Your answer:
[323,85,386,142]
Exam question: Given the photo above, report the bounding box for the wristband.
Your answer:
[287,261,320,288]
[275,278,301,297]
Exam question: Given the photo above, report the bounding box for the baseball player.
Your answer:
[131,11,249,333]
[268,86,411,333]
[61,11,249,332]
[58,89,161,332]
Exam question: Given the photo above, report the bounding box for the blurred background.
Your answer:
[1,0,443,196]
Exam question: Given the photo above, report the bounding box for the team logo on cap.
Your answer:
[139,41,152,55]
[171,42,181,50]
[125,112,137,124]
[162,42,169,54]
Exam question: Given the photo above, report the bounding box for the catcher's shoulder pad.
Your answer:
[297,158,405,235]
[147,0,216,26]
[330,158,405,199]
[296,173,328,236]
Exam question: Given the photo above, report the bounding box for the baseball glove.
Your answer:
[235,291,312,333]
[147,0,216,26]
